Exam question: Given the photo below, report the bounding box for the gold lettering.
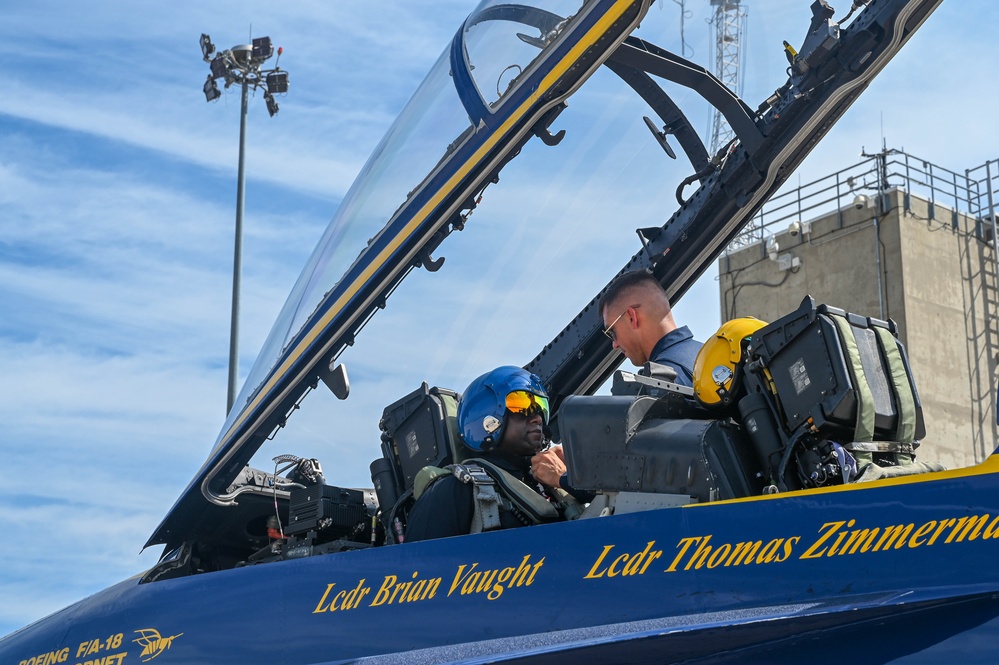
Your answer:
[313,584,337,612]
[19,649,71,665]
[494,565,519,599]
[343,579,369,609]
[586,543,661,578]
[584,545,616,579]
[423,577,441,600]
[316,579,369,611]
[510,555,534,587]
[776,537,800,562]
[607,553,630,577]
[497,567,515,586]
[639,549,663,574]
[526,557,545,585]
[800,521,846,559]
[908,521,937,548]
[874,523,914,550]
[462,572,480,595]
[843,528,880,554]
[984,515,999,539]
[927,518,956,545]
[688,536,714,570]
[86,656,124,665]
[408,579,427,602]
[945,514,990,543]
[389,580,411,604]
[756,538,785,563]
[726,541,762,566]
[103,654,127,665]
[446,557,541,600]
[486,583,504,601]
[367,573,436,606]
[826,519,856,556]
[371,575,398,606]
[665,537,704,572]
[475,569,499,595]
[707,543,732,568]
[81,656,124,665]
[449,564,477,597]
[622,542,662,576]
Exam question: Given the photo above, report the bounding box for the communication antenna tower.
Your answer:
[708,0,747,155]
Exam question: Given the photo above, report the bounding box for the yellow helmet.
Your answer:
[694,317,767,407]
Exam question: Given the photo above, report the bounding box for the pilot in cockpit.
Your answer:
[405,366,578,542]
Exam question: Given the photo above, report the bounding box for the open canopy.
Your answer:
[147,0,654,549]
[147,0,944,552]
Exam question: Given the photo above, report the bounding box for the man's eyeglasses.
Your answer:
[603,304,639,341]
[505,390,549,421]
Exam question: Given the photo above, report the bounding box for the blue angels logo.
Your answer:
[132,628,183,662]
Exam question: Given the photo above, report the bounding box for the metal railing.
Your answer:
[726,148,999,254]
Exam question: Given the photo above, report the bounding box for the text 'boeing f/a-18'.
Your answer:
[7,0,997,663]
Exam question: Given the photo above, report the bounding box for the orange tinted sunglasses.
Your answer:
[505,390,549,420]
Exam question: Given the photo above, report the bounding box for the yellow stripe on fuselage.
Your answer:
[683,452,999,508]
[216,0,642,452]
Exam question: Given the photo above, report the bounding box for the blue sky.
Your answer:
[1,0,996,637]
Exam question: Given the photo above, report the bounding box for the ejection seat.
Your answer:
[370,383,464,542]
[734,296,944,488]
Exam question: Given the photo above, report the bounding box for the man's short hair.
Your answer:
[599,270,667,316]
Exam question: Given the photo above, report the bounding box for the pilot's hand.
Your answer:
[531,445,566,489]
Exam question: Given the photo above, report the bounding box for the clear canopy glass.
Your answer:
[207,1,722,487]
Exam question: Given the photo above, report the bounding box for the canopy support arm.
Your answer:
[607,36,764,154]
[603,58,710,174]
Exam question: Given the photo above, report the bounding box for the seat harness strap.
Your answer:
[450,463,503,533]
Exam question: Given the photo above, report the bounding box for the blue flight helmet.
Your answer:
[458,366,550,451]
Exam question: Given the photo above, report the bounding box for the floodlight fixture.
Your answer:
[264,91,279,117]
[210,54,227,80]
[252,36,274,63]
[203,75,221,102]
[200,33,215,62]
[266,70,289,94]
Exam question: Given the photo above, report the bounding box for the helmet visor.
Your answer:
[505,390,549,422]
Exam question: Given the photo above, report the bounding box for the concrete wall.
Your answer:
[719,188,999,469]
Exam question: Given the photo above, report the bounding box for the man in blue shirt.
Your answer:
[531,270,704,494]
[598,270,702,386]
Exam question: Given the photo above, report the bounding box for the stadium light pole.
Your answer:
[200,33,290,415]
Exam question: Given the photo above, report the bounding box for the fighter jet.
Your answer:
[8,1,996,663]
